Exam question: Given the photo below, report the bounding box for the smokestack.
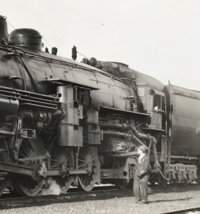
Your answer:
[0,16,8,43]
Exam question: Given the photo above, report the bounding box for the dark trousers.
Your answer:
[133,175,148,202]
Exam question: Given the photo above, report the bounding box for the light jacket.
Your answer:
[135,154,150,179]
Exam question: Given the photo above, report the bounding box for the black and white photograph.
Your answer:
[0,1,200,213]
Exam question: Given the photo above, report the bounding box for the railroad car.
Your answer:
[0,15,198,197]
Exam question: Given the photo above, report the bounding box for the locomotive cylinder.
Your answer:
[18,108,52,126]
[0,97,19,114]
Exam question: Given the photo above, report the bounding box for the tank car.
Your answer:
[0,16,162,196]
[163,85,200,182]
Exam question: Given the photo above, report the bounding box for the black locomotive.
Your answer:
[0,15,199,196]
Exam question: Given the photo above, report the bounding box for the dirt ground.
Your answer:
[1,188,200,214]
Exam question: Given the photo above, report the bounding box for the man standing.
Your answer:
[133,145,150,204]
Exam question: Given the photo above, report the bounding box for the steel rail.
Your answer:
[0,187,129,209]
[162,206,200,214]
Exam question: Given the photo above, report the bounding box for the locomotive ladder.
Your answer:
[163,136,171,180]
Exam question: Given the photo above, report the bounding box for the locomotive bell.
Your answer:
[9,28,43,51]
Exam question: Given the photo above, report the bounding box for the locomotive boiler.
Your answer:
[0,15,199,197]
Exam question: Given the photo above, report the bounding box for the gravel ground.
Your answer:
[1,189,200,214]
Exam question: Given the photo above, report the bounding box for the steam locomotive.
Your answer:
[0,15,199,196]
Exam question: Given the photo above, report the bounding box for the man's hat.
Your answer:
[138,145,149,154]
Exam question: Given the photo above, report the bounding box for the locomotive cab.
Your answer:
[137,84,165,131]
[149,89,165,130]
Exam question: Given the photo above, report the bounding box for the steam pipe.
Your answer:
[130,126,158,146]
[103,127,160,169]
[103,131,132,138]
[103,130,146,145]
[130,126,160,169]
[100,123,130,130]
[130,127,151,140]
[104,151,138,157]
[152,140,160,169]
[171,155,198,160]
[103,126,160,170]
[52,109,64,119]
[131,132,146,145]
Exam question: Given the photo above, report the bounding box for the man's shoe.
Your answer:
[135,199,141,204]
[140,200,149,204]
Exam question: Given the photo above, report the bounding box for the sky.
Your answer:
[1,0,200,90]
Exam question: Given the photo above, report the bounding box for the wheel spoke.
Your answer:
[50,146,74,192]
[78,162,87,168]
[18,152,27,158]
[80,152,87,159]
[82,147,88,157]
[15,138,45,196]
[0,139,10,196]
[23,142,31,157]
[78,146,99,192]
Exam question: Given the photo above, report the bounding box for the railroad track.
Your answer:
[0,186,133,209]
[163,206,200,214]
[1,184,200,210]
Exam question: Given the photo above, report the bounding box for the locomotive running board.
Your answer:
[143,127,166,133]
[46,78,100,90]
[101,106,150,117]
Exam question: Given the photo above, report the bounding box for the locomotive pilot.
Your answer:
[133,145,150,204]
